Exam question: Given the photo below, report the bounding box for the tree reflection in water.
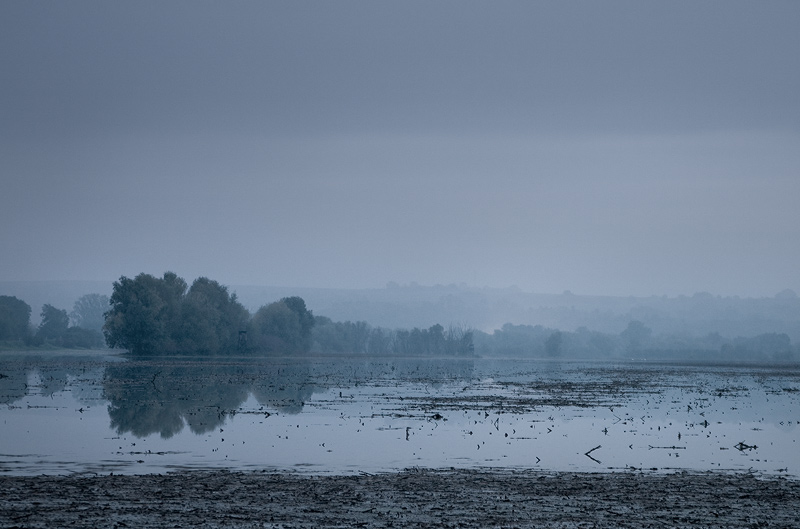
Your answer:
[102,357,476,439]
[0,368,28,405]
[103,359,322,438]
[0,355,105,406]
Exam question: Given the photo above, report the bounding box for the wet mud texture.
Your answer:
[2,469,799,528]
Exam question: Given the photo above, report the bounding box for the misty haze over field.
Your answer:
[3,280,799,346]
[2,1,799,298]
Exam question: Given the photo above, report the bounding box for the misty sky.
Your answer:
[2,1,798,297]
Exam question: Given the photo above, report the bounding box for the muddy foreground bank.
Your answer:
[2,469,799,528]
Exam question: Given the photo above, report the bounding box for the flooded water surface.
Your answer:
[1,352,798,476]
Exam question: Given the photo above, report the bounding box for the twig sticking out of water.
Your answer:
[585,445,602,464]
[150,371,162,394]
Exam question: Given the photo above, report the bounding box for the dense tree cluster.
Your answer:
[475,320,796,362]
[5,277,797,362]
[721,332,794,362]
[0,295,103,348]
[37,304,69,340]
[312,318,474,356]
[249,296,315,354]
[102,272,315,355]
[36,303,104,348]
[84,271,474,356]
[0,295,31,341]
[104,273,250,355]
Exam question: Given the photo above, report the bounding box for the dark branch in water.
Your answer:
[584,445,602,464]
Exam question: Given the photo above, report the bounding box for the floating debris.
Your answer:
[584,445,602,464]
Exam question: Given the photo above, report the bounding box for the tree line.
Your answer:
[0,293,106,349]
[475,320,797,363]
[1,272,475,356]
[104,272,474,356]
[4,273,794,361]
[312,318,474,356]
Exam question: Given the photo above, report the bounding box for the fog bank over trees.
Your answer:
[228,284,800,342]
[0,293,106,349]
[3,281,799,340]
[2,281,798,360]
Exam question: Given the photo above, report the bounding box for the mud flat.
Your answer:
[2,469,799,528]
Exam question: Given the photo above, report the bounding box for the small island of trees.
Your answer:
[103,272,315,355]
[102,272,475,357]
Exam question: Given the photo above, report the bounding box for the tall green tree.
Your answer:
[104,273,173,355]
[158,271,188,344]
[250,301,303,353]
[428,324,445,355]
[178,277,248,354]
[37,304,69,341]
[281,296,315,348]
[0,295,31,341]
[250,297,314,354]
[545,331,563,357]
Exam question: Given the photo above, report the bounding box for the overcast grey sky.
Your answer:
[2,1,798,297]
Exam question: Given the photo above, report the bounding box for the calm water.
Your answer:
[1,351,798,476]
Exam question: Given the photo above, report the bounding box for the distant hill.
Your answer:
[3,281,798,341]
